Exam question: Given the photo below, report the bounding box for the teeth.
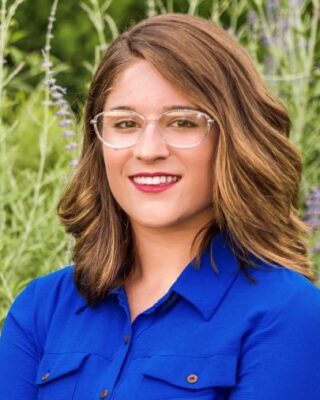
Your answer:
[132,176,179,185]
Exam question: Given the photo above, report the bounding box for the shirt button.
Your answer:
[123,335,130,344]
[186,373,198,384]
[99,389,109,398]
[41,372,50,382]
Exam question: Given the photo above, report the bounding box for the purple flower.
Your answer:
[51,85,67,94]
[63,130,76,138]
[293,0,304,7]
[56,109,71,117]
[51,91,63,100]
[69,160,79,168]
[247,11,257,26]
[59,119,72,127]
[65,142,78,151]
[261,36,270,47]
[304,187,320,230]
[44,78,56,86]
[53,99,68,106]
[304,187,320,256]
[265,0,280,27]
[42,60,53,68]
[312,240,320,254]
[266,0,280,12]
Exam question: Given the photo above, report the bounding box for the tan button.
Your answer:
[186,373,198,384]
[123,335,130,344]
[100,389,109,398]
[41,372,50,382]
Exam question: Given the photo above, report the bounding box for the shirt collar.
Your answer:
[171,231,242,320]
[75,231,241,316]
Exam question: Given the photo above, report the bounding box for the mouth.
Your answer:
[129,173,182,192]
[131,175,181,185]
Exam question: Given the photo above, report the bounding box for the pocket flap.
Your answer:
[36,353,88,385]
[142,353,237,389]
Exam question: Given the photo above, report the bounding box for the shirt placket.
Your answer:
[102,287,178,400]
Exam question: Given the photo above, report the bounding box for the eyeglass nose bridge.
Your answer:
[132,115,174,148]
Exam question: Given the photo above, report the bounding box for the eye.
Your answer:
[113,119,139,129]
[171,119,197,128]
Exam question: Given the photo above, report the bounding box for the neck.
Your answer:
[129,213,214,287]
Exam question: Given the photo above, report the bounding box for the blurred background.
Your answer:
[0,0,319,326]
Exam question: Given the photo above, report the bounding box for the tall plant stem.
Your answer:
[293,0,319,145]
[0,0,25,270]
[0,0,8,126]
[4,0,60,276]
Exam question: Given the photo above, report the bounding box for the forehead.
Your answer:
[103,60,195,113]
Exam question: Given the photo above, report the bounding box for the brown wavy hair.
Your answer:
[58,13,315,305]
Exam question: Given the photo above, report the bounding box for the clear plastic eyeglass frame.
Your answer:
[90,109,215,149]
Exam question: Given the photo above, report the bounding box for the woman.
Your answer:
[1,13,320,400]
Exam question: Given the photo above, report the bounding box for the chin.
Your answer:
[129,212,178,228]
[136,219,178,229]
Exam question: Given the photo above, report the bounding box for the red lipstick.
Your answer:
[129,172,181,193]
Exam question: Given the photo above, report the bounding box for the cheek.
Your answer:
[194,166,213,202]
[102,149,127,197]
[185,149,214,198]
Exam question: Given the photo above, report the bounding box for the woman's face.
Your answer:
[102,60,218,232]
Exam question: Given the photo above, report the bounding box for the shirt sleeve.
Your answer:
[229,284,320,400]
[0,280,40,400]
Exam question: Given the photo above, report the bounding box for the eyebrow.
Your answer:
[108,105,200,112]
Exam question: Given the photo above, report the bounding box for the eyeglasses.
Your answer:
[90,109,215,149]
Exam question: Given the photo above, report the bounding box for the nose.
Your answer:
[133,121,170,161]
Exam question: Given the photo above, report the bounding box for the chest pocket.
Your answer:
[35,353,88,400]
[140,353,237,400]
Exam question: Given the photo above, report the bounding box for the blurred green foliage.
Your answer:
[12,0,194,109]
[10,0,256,109]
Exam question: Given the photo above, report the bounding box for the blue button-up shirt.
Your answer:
[1,231,320,399]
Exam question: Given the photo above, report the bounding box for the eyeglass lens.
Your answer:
[95,110,210,148]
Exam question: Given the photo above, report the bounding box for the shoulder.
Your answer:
[8,266,84,330]
[14,265,82,307]
[1,266,84,355]
[234,262,320,333]
[32,265,77,298]
[223,265,320,397]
